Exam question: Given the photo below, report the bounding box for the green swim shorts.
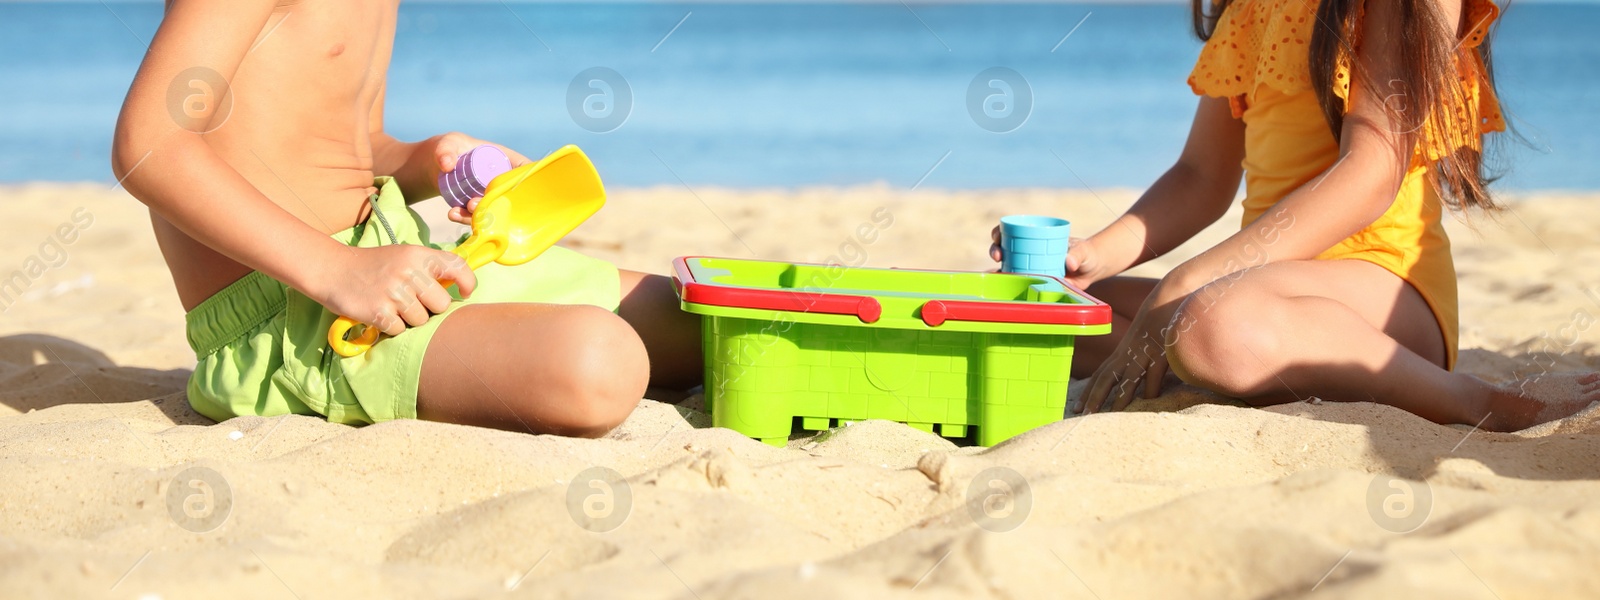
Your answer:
[184,177,621,424]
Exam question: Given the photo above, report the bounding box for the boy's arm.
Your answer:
[367,85,533,205]
[367,83,435,203]
[1071,95,1246,282]
[113,0,473,335]
[113,0,345,294]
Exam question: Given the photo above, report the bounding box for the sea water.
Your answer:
[2,1,1595,190]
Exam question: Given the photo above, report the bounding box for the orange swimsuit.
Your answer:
[1187,0,1505,369]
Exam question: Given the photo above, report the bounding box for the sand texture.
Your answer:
[1,183,1597,599]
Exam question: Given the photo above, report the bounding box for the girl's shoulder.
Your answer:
[1187,0,1318,96]
[1187,0,1500,107]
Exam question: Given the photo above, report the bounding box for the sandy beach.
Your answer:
[2,182,1598,599]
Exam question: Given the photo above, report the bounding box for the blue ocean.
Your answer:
[2,1,1596,190]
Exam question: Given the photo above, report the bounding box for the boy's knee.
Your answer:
[542,306,649,437]
[1167,281,1286,398]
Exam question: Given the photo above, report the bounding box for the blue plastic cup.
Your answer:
[1000,215,1071,278]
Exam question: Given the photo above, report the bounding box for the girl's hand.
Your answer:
[311,245,478,337]
[1071,281,1186,414]
[433,132,533,225]
[989,227,1106,289]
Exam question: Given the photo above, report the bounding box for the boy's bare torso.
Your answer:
[156,0,397,310]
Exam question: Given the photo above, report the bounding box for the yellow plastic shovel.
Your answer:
[327,145,607,357]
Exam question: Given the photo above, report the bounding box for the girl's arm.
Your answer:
[113,0,473,336]
[1073,0,1461,413]
[1160,0,1460,296]
[1072,95,1246,283]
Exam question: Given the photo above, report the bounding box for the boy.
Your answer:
[112,0,700,436]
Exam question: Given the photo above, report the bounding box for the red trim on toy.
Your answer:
[673,257,882,324]
[868,267,1111,327]
[920,297,1110,327]
[673,257,1110,328]
[918,271,1111,327]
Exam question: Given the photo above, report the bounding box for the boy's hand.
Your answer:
[433,132,533,226]
[989,227,1105,288]
[315,245,478,337]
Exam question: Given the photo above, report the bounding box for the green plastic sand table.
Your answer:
[672,256,1112,447]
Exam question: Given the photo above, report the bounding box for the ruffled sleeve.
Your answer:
[1188,0,1507,163]
[1417,0,1507,162]
[1187,0,1322,117]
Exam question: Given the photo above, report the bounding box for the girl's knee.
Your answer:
[1167,280,1288,397]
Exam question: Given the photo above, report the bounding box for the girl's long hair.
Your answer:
[1192,0,1504,211]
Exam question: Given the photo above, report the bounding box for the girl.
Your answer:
[992,0,1600,430]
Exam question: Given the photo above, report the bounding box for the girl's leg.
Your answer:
[1075,277,1159,379]
[1166,260,1600,431]
[617,270,703,389]
[416,303,649,437]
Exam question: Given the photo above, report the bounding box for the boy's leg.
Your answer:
[617,270,703,389]
[1075,277,1159,379]
[1165,260,1600,431]
[416,303,649,437]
